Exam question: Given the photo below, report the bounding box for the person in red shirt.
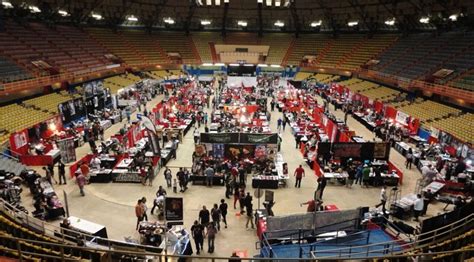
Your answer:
[294,165,305,188]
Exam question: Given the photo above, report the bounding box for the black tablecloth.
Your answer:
[190,175,224,186]
[252,178,279,189]
[89,171,113,183]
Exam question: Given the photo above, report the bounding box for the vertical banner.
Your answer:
[165,197,184,221]
[57,138,76,163]
[147,130,161,155]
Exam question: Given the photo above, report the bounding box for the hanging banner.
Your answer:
[57,138,76,163]
[200,133,240,144]
[396,111,409,125]
[240,133,278,144]
[165,197,184,221]
[147,130,161,155]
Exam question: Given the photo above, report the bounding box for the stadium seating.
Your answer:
[260,33,293,65]
[449,71,474,91]
[23,93,73,114]
[0,57,31,83]
[358,86,400,102]
[395,100,461,123]
[86,28,144,65]
[154,32,200,64]
[191,32,223,63]
[426,113,474,144]
[294,72,313,81]
[223,32,260,45]
[306,73,340,84]
[286,34,332,66]
[317,35,365,69]
[0,104,53,143]
[119,30,168,65]
[337,78,380,93]
[103,74,141,94]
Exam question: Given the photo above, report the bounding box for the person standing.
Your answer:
[375,186,387,213]
[317,176,327,199]
[193,128,200,144]
[205,166,215,187]
[57,160,67,185]
[346,166,356,188]
[141,197,148,221]
[76,172,86,196]
[362,165,371,188]
[164,168,172,188]
[282,118,287,131]
[206,223,217,253]
[422,189,434,216]
[277,118,282,132]
[135,199,144,230]
[294,165,305,188]
[199,206,210,226]
[219,199,228,228]
[43,166,54,185]
[190,220,204,255]
[211,203,221,231]
[245,196,255,230]
[413,194,424,222]
[177,168,186,192]
[270,99,275,111]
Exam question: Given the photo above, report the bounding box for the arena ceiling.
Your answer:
[4,0,474,33]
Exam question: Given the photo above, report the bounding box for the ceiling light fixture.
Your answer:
[58,10,69,16]
[419,16,430,24]
[257,0,263,3]
[224,0,230,3]
[229,63,240,66]
[206,0,212,5]
[2,1,13,8]
[348,21,359,27]
[257,64,269,67]
[238,20,248,27]
[28,5,41,13]
[266,0,272,6]
[214,63,225,66]
[164,17,175,24]
[270,64,281,68]
[449,14,458,21]
[91,13,102,20]
[274,20,285,27]
[127,15,138,22]
[202,63,214,66]
[311,20,322,27]
[201,20,211,25]
[384,18,395,26]
[275,0,281,7]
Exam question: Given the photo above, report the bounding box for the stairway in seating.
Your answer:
[0,156,27,176]
[188,36,202,64]
[209,42,219,63]
[281,38,296,66]
[315,40,335,64]
[336,38,367,67]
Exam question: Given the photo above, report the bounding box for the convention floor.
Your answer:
[20,91,451,259]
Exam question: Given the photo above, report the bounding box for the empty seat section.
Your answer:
[155,32,199,64]
[286,34,332,66]
[260,33,292,65]
[191,32,223,63]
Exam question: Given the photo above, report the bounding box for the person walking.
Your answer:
[141,197,148,221]
[211,203,221,231]
[277,118,282,132]
[57,160,67,185]
[346,166,356,188]
[294,165,305,188]
[151,186,166,214]
[206,223,217,253]
[282,118,287,131]
[405,148,414,169]
[355,164,363,185]
[317,176,327,199]
[164,167,172,188]
[219,199,228,228]
[193,128,200,144]
[245,196,255,230]
[413,194,424,222]
[76,172,86,196]
[190,220,204,255]
[362,165,371,188]
[375,186,387,213]
[199,206,210,226]
[135,199,144,230]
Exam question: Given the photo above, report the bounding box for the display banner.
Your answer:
[147,130,161,155]
[239,133,278,144]
[396,111,409,125]
[200,133,240,144]
[317,142,391,160]
[332,143,363,158]
[165,197,183,221]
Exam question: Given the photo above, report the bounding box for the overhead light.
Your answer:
[419,16,430,24]
[214,63,225,66]
[206,0,212,5]
[348,21,358,27]
[224,0,230,3]
[202,63,214,66]
[449,14,458,21]
[164,17,175,24]
[270,64,281,68]
[244,64,254,67]
[311,20,322,27]
[257,64,268,67]
[91,13,102,20]
[201,20,211,25]
[274,20,285,27]
[275,0,281,7]
[257,0,263,3]
[28,5,41,13]
[266,0,272,6]
[385,18,396,26]
[127,15,138,22]
[229,63,240,66]
[2,1,13,8]
[238,20,248,27]
[58,10,69,17]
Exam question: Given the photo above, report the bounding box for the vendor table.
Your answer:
[67,216,108,238]
[252,176,279,189]
[189,175,224,186]
[160,149,172,166]
[394,142,411,156]
[410,135,427,144]
[89,169,113,183]
[324,172,348,185]
[109,114,122,124]
[423,181,445,194]
[373,173,400,186]
[97,155,116,169]
[352,136,366,143]
[116,158,134,169]
[46,149,61,162]
[418,160,436,171]
[99,120,112,130]
[352,113,377,131]
[392,193,417,219]
[112,169,142,183]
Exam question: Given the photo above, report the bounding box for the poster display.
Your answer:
[165,197,183,221]
[396,111,409,125]
[212,144,225,158]
[57,138,76,163]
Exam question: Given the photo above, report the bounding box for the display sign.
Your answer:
[240,133,278,144]
[332,143,363,158]
[200,133,240,144]
[57,138,76,163]
[165,197,184,221]
[317,142,391,160]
